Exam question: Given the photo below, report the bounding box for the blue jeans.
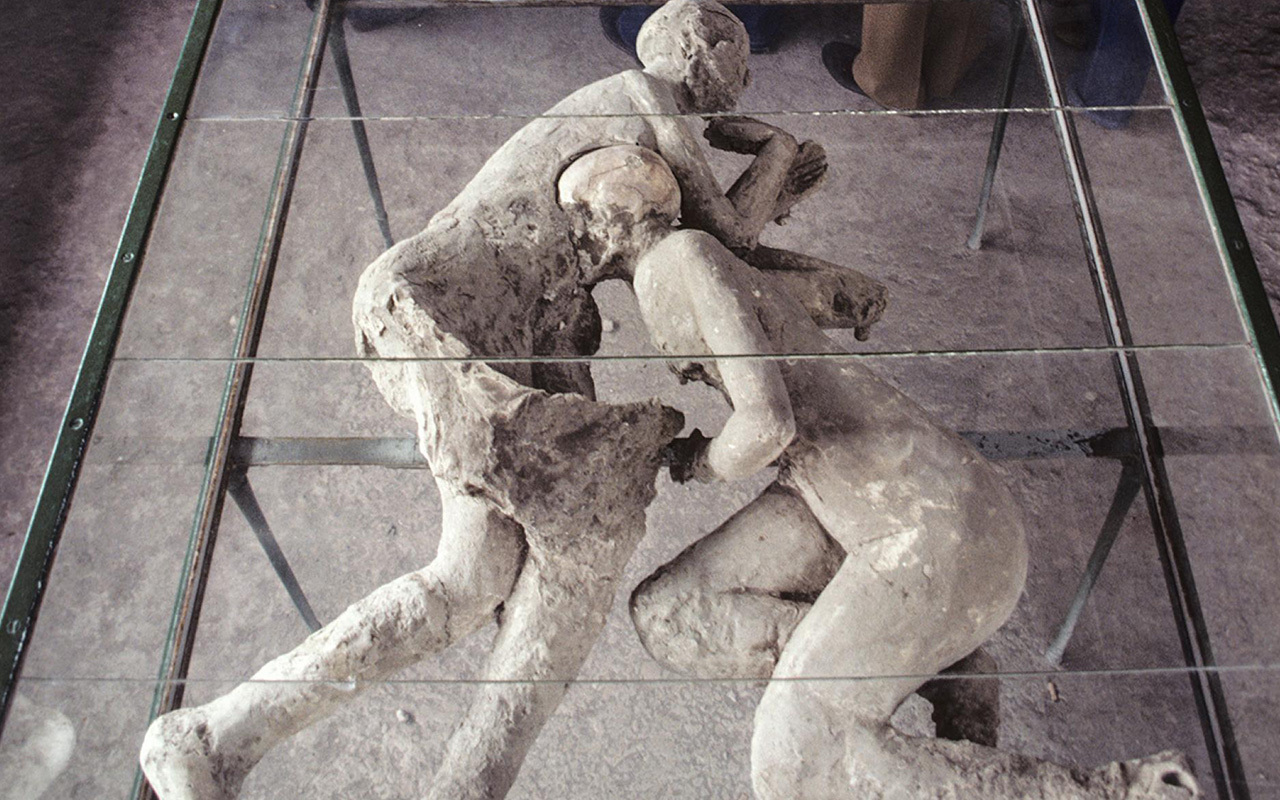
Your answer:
[1069,0,1186,128]
[612,5,783,55]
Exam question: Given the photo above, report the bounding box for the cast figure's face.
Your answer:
[637,0,750,112]
[686,45,750,113]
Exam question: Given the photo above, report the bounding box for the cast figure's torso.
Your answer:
[366,71,679,363]
[351,71,688,541]
[634,230,1026,584]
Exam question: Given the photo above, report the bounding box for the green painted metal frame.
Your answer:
[0,0,226,736]
[1137,0,1280,431]
[1133,4,1280,797]
[132,1,336,796]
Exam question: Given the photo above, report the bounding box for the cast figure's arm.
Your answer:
[648,113,799,251]
[674,233,796,482]
[744,246,889,339]
[624,73,824,250]
[720,130,828,226]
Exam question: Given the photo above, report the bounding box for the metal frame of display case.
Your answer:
[3,1,1278,799]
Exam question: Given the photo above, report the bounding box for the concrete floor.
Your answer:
[1,1,1279,798]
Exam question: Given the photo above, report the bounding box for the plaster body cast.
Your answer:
[555,144,1200,799]
[139,4,825,799]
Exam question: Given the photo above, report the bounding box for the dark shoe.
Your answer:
[599,7,639,60]
[821,41,868,98]
[1052,18,1093,51]
[345,8,430,33]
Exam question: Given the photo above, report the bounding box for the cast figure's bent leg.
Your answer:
[749,540,1196,800]
[916,647,1001,747]
[427,510,649,800]
[630,483,845,679]
[140,488,525,800]
[632,484,1003,741]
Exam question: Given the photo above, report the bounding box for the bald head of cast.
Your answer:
[558,145,682,282]
[638,0,751,112]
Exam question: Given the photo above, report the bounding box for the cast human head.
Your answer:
[558,145,681,282]
[636,0,750,112]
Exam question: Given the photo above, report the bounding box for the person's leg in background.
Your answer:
[1069,0,1186,128]
[852,3,931,108]
[921,0,989,100]
[824,2,992,111]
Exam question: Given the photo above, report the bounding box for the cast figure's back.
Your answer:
[355,70,679,367]
[635,228,1027,582]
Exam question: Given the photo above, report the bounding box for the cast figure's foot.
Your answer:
[140,708,252,800]
[820,42,868,100]
[1112,751,1200,799]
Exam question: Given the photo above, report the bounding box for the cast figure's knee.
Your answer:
[629,566,689,670]
[632,563,797,679]
[629,567,735,677]
[751,686,848,800]
[298,571,453,676]
[303,550,516,680]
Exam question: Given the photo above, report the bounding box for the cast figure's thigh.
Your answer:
[290,484,527,678]
[428,504,651,800]
[630,482,845,679]
[751,513,1022,799]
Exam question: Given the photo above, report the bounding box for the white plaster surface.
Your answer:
[1,1,1279,798]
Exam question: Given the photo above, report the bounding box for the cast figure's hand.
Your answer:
[785,141,827,198]
[704,115,796,155]
[667,428,713,484]
[774,141,828,223]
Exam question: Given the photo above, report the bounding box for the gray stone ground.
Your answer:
[1,2,1278,798]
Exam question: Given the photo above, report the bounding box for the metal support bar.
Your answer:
[329,8,395,248]
[221,424,1279,639]
[0,0,226,739]
[134,2,335,797]
[968,16,1026,250]
[1020,0,1249,795]
[227,471,323,633]
[1133,2,1280,435]
[1045,458,1142,665]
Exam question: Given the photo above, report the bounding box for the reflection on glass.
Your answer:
[5,1,1272,799]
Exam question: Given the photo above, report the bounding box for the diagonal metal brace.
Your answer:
[1044,457,1143,665]
[226,470,323,633]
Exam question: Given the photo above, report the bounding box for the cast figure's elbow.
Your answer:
[709,409,795,482]
[718,218,755,254]
[757,413,797,471]
[772,413,797,454]
[681,214,749,253]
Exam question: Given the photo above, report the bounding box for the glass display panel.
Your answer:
[1034,0,1175,113]
[4,2,1274,800]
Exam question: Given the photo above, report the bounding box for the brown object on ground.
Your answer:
[854,1,990,109]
